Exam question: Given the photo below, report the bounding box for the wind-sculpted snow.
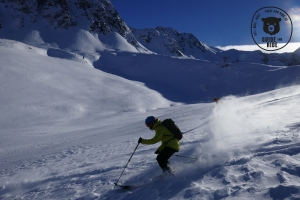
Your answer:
[1,39,300,199]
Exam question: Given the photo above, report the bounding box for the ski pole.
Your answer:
[174,155,197,160]
[114,142,140,187]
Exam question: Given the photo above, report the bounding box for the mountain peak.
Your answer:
[294,47,300,54]
[131,26,218,59]
[155,26,178,32]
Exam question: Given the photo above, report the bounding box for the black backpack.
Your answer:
[160,119,183,140]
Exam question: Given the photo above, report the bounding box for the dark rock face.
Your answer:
[74,0,128,36]
[39,0,77,30]
[0,0,130,35]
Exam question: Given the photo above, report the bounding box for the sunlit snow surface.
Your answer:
[1,39,300,199]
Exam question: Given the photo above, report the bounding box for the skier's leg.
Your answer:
[156,147,176,172]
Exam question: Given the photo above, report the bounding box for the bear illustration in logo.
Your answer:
[262,17,281,35]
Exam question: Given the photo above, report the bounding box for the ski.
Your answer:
[114,183,141,189]
[114,171,175,189]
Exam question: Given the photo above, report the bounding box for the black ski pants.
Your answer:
[156,146,177,172]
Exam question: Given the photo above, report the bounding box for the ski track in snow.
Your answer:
[1,39,300,199]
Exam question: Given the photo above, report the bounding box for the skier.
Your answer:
[213,97,219,103]
[138,116,180,174]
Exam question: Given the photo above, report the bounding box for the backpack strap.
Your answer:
[156,124,175,145]
[157,123,173,137]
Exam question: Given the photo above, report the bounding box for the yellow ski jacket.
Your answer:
[141,119,180,152]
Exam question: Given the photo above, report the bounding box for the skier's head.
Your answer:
[145,116,157,129]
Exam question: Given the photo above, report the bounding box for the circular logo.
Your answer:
[251,7,293,51]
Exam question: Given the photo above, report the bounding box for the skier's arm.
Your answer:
[141,131,162,145]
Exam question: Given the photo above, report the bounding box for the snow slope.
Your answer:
[0,39,171,169]
[1,39,300,200]
[95,51,300,103]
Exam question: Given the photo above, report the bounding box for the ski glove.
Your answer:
[138,137,143,143]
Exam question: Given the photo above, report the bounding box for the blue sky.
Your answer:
[111,0,300,48]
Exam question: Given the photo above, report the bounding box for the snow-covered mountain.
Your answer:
[132,26,300,66]
[0,0,299,66]
[0,0,299,103]
[0,0,150,53]
[0,0,126,35]
[131,26,220,60]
